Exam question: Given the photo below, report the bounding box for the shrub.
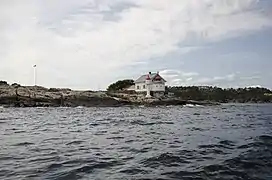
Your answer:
[48,88,60,92]
[107,79,134,92]
[0,80,9,86]
[11,83,21,87]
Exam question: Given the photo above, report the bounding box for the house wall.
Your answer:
[135,82,165,92]
[151,82,165,92]
[135,82,147,92]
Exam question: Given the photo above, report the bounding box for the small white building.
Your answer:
[131,72,167,97]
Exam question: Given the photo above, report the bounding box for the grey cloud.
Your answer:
[1,0,271,89]
[161,69,265,88]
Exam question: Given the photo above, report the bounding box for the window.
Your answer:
[137,86,140,89]
[143,85,146,89]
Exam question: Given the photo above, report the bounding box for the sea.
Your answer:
[0,104,272,180]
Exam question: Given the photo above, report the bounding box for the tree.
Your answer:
[0,80,8,86]
[11,83,21,87]
[167,86,272,103]
[107,79,134,92]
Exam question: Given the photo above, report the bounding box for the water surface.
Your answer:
[0,104,272,180]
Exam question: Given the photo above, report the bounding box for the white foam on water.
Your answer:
[184,104,195,107]
[76,106,84,108]
[184,104,203,107]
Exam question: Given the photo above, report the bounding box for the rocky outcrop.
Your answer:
[0,85,127,107]
[0,85,219,107]
[107,93,220,106]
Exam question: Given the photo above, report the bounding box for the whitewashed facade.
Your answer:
[135,82,147,92]
[132,72,166,97]
[134,82,166,92]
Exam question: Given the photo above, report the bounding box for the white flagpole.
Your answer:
[33,65,37,86]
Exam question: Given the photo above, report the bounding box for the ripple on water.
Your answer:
[259,135,272,142]
[66,140,85,146]
[119,168,148,175]
[141,153,190,168]
[50,160,123,180]
[0,105,272,180]
[28,155,61,163]
[0,118,8,124]
[94,130,108,135]
[12,142,35,147]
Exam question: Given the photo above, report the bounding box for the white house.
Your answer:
[129,72,166,97]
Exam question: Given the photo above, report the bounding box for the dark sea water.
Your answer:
[0,104,272,180]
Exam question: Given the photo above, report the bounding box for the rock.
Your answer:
[0,85,220,107]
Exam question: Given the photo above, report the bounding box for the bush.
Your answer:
[107,79,134,92]
[0,80,9,86]
[167,86,272,103]
[48,88,60,92]
[11,83,21,87]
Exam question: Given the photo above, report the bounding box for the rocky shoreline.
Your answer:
[0,85,219,108]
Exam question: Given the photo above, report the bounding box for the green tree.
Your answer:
[0,80,8,86]
[107,79,134,92]
[167,86,272,103]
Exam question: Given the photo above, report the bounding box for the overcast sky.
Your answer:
[1,0,271,90]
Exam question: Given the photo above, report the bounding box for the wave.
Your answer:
[184,104,203,107]
[1,104,271,180]
[76,106,84,108]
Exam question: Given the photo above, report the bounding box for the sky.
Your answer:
[0,0,272,90]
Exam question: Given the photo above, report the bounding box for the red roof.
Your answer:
[154,74,162,80]
[135,72,167,83]
[146,74,151,80]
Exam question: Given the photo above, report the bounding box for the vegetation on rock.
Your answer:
[167,86,272,103]
[107,79,134,92]
[1,78,272,107]
[11,83,21,87]
[0,81,8,86]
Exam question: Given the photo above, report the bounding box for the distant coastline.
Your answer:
[166,86,272,104]
[0,80,271,108]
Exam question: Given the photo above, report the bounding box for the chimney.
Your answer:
[146,72,151,80]
[157,71,159,74]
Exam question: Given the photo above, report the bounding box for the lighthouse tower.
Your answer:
[145,72,152,98]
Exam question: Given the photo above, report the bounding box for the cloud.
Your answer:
[160,69,200,85]
[160,69,264,88]
[247,85,262,88]
[196,73,236,84]
[240,76,261,80]
[0,0,271,89]
[160,69,199,77]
